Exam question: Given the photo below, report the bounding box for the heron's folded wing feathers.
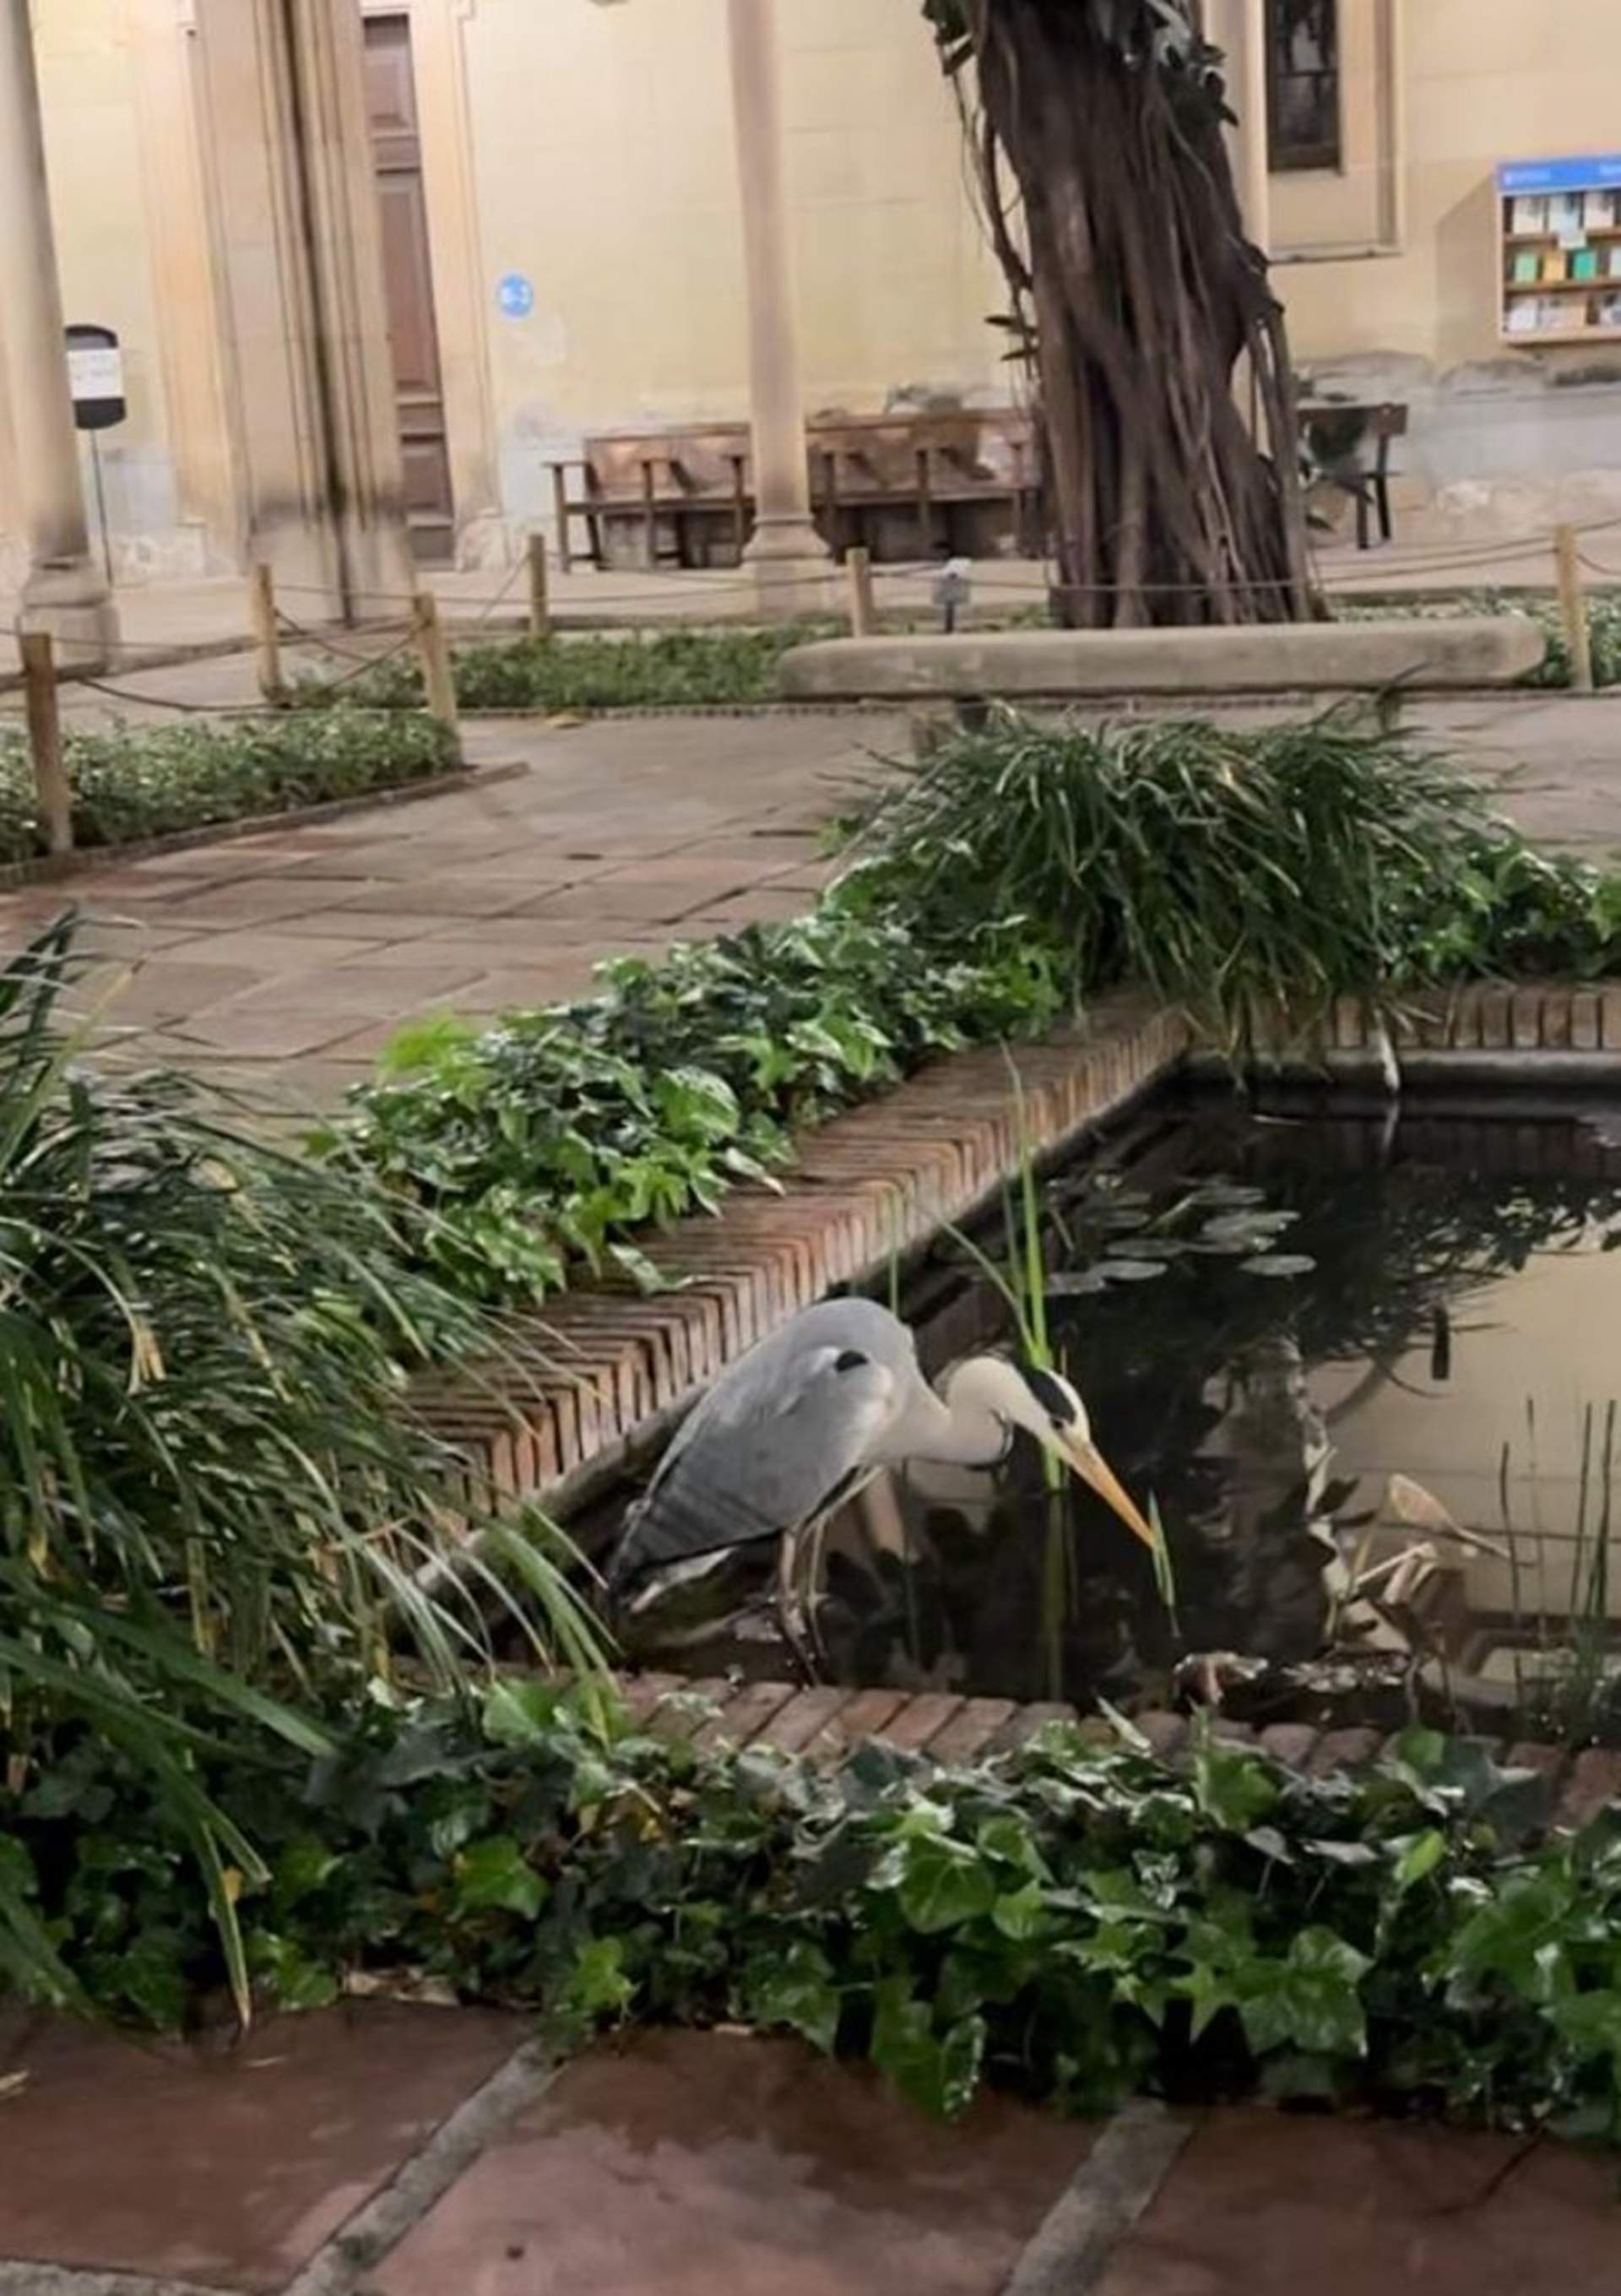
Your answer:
[614,1349,897,1576]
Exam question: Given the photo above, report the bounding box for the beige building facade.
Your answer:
[3,0,1618,584]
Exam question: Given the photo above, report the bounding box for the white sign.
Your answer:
[68,345,123,403]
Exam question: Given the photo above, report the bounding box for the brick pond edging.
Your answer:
[619,1671,1621,1833]
[415,991,1192,1511]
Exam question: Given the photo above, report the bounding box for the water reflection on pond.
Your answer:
[630,1089,1621,1743]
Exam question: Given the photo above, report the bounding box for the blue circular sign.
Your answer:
[496,272,534,320]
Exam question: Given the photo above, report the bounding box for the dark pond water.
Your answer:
[623,1087,1621,1742]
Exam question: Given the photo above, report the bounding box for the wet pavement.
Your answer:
[2,2011,1616,2296]
[371,2030,1094,2296]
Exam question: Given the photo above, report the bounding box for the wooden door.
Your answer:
[364,15,454,563]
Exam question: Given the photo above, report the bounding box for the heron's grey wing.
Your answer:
[610,1343,899,1580]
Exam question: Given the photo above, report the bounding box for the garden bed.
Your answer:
[0,705,461,871]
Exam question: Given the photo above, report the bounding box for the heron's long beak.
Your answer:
[1055,1432,1160,1551]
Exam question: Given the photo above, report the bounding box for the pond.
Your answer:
[619,1085,1621,1745]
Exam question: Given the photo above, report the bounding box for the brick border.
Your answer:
[414,994,1191,1510]
[1318,982,1621,1055]
[624,1674,1617,1832]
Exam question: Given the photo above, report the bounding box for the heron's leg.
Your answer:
[775,1526,820,1684]
[799,1513,833,1674]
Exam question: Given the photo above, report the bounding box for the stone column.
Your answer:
[0,0,117,663]
[724,0,832,618]
[192,0,413,620]
[1211,0,1271,252]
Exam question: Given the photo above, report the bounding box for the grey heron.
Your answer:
[606,1297,1159,1641]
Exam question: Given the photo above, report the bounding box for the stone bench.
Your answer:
[778,614,1547,700]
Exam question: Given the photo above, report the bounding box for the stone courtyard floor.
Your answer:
[3,2009,1617,2295]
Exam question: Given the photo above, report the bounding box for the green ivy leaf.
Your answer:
[1445,1874,1583,2005]
[1393,1829,1447,1889]
[739,1940,841,2054]
[565,1935,635,2020]
[251,1932,341,2013]
[976,1813,1053,1881]
[1547,1989,1621,2070]
[1179,1959,1238,2043]
[870,1980,986,2119]
[453,1836,546,1920]
[482,1677,564,1748]
[990,1882,1048,1942]
[1238,1928,1369,2060]
[894,1834,998,1935]
[1191,1744,1279,1832]
[377,1012,480,1077]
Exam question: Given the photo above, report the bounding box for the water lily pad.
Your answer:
[1239,1253,1318,1278]
[1201,1208,1299,1243]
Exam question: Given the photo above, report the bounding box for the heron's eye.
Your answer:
[1023,1364,1077,1427]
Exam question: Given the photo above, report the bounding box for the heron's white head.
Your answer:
[946,1354,1159,1552]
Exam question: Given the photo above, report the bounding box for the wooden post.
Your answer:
[846,545,876,638]
[248,562,283,702]
[413,591,461,752]
[20,631,71,855]
[527,531,550,641]
[1553,524,1594,692]
[549,462,573,574]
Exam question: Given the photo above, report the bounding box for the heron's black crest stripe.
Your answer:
[833,1349,869,1373]
[1023,1364,1076,1425]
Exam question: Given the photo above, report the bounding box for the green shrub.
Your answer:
[329,910,1065,1303]
[0,706,458,865]
[833,712,1621,1040]
[290,624,838,715]
[0,924,601,2019]
[13,1686,1621,2142]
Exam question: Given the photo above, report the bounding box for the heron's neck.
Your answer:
[914,1359,1016,1468]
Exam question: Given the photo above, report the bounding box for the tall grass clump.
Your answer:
[832,711,1621,1043]
[0,920,600,2020]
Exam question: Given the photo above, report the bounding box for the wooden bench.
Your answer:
[549,426,751,574]
[548,410,1040,572]
[1298,399,1409,551]
[810,410,1038,562]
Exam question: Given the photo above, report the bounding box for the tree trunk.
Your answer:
[953,0,1315,627]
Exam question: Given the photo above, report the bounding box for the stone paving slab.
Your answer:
[369,2029,1097,2296]
[0,2002,519,2294]
[1092,2109,1621,2296]
[3,2011,1618,2296]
